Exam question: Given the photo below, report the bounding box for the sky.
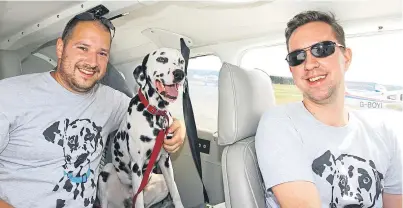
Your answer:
[188,55,222,71]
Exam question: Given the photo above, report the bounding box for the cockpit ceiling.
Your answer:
[0,1,83,41]
[1,0,401,65]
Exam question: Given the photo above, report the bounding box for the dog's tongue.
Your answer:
[165,85,178,98]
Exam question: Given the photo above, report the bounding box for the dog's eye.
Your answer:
[156,57,168,64]
[363,177,370,184]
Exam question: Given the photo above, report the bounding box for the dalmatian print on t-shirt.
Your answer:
[43,118,104,208]
[312,150,384,208]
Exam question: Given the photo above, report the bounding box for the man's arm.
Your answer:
[0,113,10,154]
[383,194,402,208]
[0,114,11,206]
[271,181,321,208]
[383,114,403,208]
[0,200,13,208]
[112,90,132,130]
[255,110,321,208]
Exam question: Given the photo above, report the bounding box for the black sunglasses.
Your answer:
[65,12,115,39]
[285,41,345,67]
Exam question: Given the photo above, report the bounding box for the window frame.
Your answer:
[169,54,223,132]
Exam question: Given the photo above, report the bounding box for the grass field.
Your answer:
[273,84,303,104]
[273,84,403,111]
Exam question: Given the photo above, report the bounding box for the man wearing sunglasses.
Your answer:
[0,12,186,208]
[256,11,402,208]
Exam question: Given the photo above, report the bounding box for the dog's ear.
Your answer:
[133,53,150,80]
[142,54,149,68]
[133,65,143,80]
[43,121,64,147]
[369,160,384,181]
[133,65,146,88]
[312,150,336,184]
[369,159,384,200]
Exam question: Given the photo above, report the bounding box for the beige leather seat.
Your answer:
[218,62,275,208]
[0,50,22,80]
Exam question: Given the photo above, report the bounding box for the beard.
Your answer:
[304,82,339,105]
[58,55,99,93]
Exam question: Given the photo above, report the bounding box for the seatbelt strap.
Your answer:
[180,38,210,204]
[132,128,167,207]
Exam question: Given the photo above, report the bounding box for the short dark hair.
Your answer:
[61,12,114,44]
[285,11,345,51]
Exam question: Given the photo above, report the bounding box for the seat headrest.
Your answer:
[217,62,275,145]
[0,50,22,80]
[100,63,134,97]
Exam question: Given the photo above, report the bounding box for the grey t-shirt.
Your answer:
[256,102,402,208]
[0,72,130,208]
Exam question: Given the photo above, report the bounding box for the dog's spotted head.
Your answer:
[43,118,103,169]
[312,150,384,208]
[133,48,186,103]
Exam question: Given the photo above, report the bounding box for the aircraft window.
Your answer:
[240,31,403,111]
[169,55,222,132]
[241,44,301,105]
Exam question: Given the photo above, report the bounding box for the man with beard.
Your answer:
[0,12,186,208]
[255,11,402,208]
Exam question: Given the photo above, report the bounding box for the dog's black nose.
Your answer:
[173,70,185,83]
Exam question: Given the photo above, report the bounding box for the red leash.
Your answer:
[132,128,167,207]
[132,89,169,207]
[96,89,169,208]
[95,129,166,208]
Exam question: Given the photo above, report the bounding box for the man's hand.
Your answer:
[163,118,186,153]
[0,200,13,208]
[383,193,402,208]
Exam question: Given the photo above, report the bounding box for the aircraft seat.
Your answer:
[0,50,23,80]
[217,62,275,208]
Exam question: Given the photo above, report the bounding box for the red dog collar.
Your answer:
[138,88,167,116]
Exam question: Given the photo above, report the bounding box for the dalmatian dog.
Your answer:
[43,118,103,208]
[312,150,384,208]
[97,48,186,208]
